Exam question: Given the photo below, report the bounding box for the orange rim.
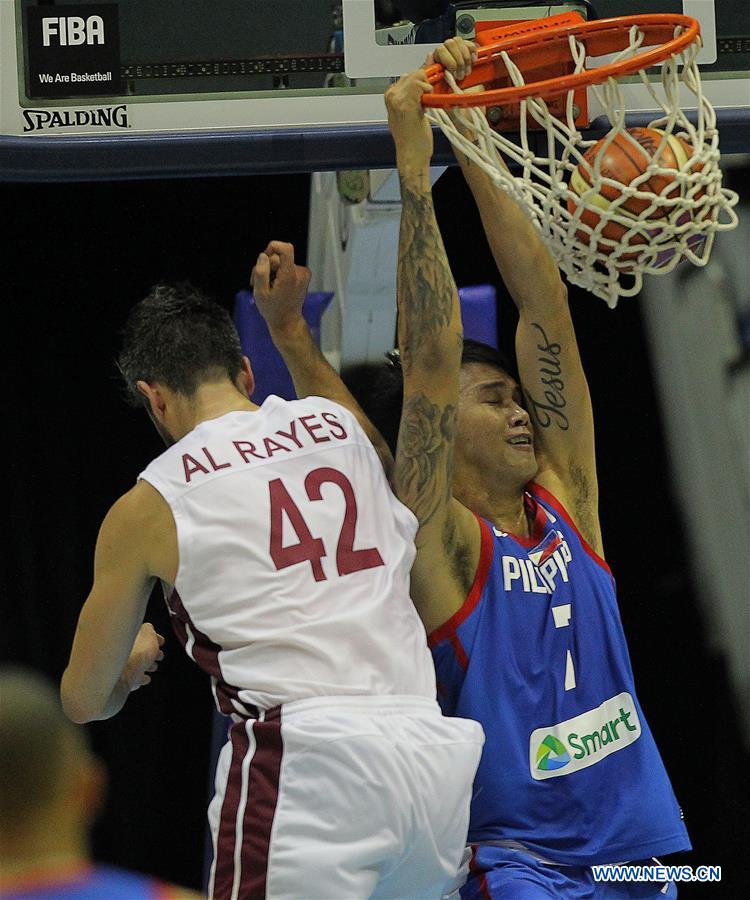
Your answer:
[422,14,701,108]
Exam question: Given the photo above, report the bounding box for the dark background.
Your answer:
[2,166,748,897]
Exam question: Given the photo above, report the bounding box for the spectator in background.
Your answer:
[0,667,201,900]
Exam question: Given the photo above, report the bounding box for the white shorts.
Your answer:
[207,694,484,900]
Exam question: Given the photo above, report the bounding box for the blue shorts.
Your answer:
[460,845,678,900]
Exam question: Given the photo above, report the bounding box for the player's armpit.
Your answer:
[410,498,480,635]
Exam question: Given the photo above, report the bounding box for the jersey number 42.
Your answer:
[269,466,384,582]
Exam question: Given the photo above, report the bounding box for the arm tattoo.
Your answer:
[395,392,457,529]
[524,321,569,430]
[397,176,457,373]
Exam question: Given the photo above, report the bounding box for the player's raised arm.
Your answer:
[436,39,602,555]
[61,484,166,723]
[253,241,394,475]
[386,65,479,631]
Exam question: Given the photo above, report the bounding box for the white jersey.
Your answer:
[139,396,436,714]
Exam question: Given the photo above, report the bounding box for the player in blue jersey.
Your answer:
[257,37,690,899]
[0,667,201,900]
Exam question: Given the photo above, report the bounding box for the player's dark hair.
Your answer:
[118,282,244,406]
[342,339,516,455]
[459,338,516,378]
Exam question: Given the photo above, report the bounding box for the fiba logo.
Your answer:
[26,5,121,100]
[41,16,105,47]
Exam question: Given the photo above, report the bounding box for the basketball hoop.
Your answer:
[422,14,740,306]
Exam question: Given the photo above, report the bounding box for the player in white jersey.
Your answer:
[60,274,483,899]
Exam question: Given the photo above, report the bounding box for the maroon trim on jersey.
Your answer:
[167,588,257,718]
[212,722,251,900]
[427,515,494,663]
[528,481,612,576]
[239,706,284,899]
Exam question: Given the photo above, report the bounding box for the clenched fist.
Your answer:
[251,240,311,336]
[122,623,165,693]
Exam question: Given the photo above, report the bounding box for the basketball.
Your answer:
[567,127,702,267]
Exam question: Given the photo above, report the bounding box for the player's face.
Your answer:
[456,363,539,485]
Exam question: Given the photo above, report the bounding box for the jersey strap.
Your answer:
[528,481,612,576]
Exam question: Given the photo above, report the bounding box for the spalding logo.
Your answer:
[22,105,129,132]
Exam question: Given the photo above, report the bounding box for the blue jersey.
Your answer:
[3,865,172,899]
[429,483,690,867]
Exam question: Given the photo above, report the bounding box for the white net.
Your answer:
[425,25,740,306]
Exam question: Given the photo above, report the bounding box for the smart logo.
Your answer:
[535,734,570,771]
[530,692,641,780]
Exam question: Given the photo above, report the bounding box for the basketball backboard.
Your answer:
[1,1,748,180]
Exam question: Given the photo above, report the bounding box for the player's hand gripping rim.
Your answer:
[426,38,480,141]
